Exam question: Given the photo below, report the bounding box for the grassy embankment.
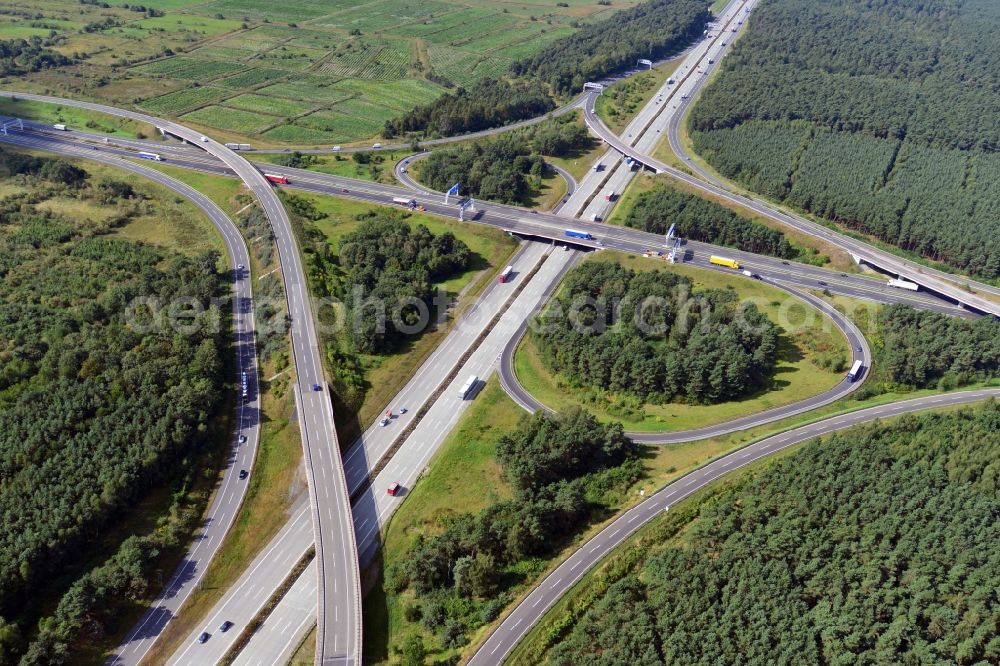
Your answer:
[514,252,851,432]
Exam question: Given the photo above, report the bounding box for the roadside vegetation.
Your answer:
[282,193,517,442]
[369,381,642,664]
[0,148,230,663]
[690,0,1000,279]
[532,261,780,405]
[518,403,1000,665]
[595,59,681,135]
[2,0,650,146]
[418,115,593,205]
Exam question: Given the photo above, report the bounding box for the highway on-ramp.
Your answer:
[498,275,878,445]
[468,387,1000,665]
[0,91,362,666]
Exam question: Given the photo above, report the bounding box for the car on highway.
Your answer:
[818,281,828,286]
[219,621,234,633]
[398,406,408,414]
[342,188,349,193]
[379,417,390,427]
[312,383,322,391]
[238,434,247,444]
[237,264,244,270]
[200,136,208,143]
[856,346,863,353]
[239,469,248,480]
[198,632,210,644]
[387,482,402,496]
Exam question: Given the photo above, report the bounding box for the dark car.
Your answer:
[239,469,248,480]
[818,281,827,286]
[219,621,234,633]
[312,383,322,391]
[198,632,210,644]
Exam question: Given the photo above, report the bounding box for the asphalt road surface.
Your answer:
[468,387,1000,665]
[0,91,363,666]
[577,84,1000,317]
[1,128,966,319]
[234,247,582,665]
[166,242,555,663]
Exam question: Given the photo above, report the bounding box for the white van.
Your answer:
[458,375,478,400]
[372,142,382,149]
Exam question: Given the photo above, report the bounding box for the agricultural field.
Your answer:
[2,0,641,146]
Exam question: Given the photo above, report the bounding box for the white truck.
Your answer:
[887,278,919,291]
[458,375,478,400]
[53,123,68,131]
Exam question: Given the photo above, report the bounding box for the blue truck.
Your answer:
[564,229,593,240]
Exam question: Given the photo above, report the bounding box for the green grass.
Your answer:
[596,57,683,134]
[6,0,645,148]
[251,151,411,184]
[364,379,521,664]
[182,105,275,133]
[139,86,228,115]
[513,252,850,432]
[0,97,154,138]
[224,94,314,117]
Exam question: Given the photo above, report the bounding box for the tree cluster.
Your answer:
[534,262,779,405]
[511,0,709,94]
[689,0,1000,277]
[420,116,590,205]
[0,37,71,75]
[871,303,1000,391]
[0,150,227,662]
[382,77,555,139]
[549,402,1000,665]
[388,408,639,647]
[420,134,545,205]
[623,182,794,258]
[337,214,472,354]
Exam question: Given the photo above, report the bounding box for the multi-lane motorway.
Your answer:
[165,242,574,664]
[1,9,995,661]
[468,386,1000,664]
[0,91,363,665]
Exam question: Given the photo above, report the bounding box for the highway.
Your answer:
[0,131,265,665]
[235,246,582,665]
[0,92,363,665]
[563,0,753,222]
[168,243,575,664]
[467,386,1000,665]
[576,72,1000,318]
[0,127,965,318]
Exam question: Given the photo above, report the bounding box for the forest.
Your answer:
[689,0,1000,278]
[0,150,228,661]
[338,215,472,353]
[419,116,591,205]
[622,182,795,258]
[865,304,1000,393]
[387,407,640,654]
[382,78,555,139]
[532,261,779,404]
[547,402,1000,665]
[511,0,709,95]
